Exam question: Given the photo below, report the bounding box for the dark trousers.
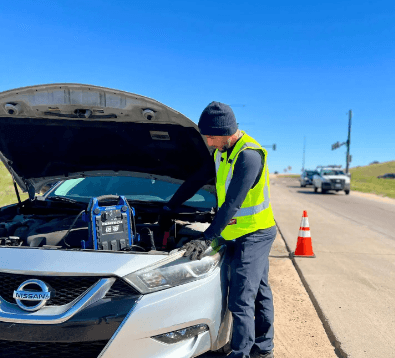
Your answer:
[226,225,277,358]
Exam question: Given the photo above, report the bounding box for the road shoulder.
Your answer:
[269,231,338,358]
[199,231,338,358]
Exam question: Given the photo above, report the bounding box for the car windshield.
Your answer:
[306,171,318,176]
[47,176,216,209]
[321,170,345,175]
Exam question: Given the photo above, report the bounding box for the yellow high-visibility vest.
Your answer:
[214,131,275,240]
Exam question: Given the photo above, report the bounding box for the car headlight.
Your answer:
[124,246,225,294]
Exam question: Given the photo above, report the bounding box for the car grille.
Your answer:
[0,273,138,306]
[0,339,108,358]
[330,179,345,185]
[104,278,139,298]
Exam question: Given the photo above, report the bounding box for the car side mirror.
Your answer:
[347,173,351,178]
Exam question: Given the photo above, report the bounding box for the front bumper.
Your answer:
[0,297,137,342]
[0,265,229,358]
[100,268,227,358]
[322,181,350,191]
[0,297,134,357]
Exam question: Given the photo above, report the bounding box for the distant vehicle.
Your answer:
[312,166,351,195]
[377,173,395,179]
[299,170,319,187]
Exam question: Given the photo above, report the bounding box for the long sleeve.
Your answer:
[204,149,264,240]
[167,159,215,209]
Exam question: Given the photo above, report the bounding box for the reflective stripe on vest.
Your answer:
[214,131,276,240]
[215,142,270,218]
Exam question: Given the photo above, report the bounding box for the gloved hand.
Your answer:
[181,237,213,261]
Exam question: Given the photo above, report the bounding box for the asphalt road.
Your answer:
[270,177,395,358]
[284,180,395,241]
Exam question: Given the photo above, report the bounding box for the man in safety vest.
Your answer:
[164,102,277,358]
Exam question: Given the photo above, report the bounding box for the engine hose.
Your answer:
[63,210,86,248]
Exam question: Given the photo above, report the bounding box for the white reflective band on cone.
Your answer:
[300,217,310,228]
[299,229,311,238]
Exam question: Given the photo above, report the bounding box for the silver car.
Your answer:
[299,170,318,187]
[0,84,232,358]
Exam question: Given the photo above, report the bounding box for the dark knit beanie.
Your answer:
[198,101,238,136]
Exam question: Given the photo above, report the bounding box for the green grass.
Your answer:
[276,174,300,178]
[0,161,28,207]
[350,161,395,199]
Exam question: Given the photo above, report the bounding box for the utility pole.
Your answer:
[345,110,352,173]
[331,109,353,173]
[302,136,306,172]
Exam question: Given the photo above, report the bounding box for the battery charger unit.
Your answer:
[82,195,134,251]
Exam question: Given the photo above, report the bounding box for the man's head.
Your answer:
[198,102,240,152]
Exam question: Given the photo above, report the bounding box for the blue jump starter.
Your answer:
[82,195,134,251]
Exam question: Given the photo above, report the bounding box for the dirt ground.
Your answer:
[200,231,338,358]
[269,232,338,358]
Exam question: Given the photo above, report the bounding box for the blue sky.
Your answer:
[1,0,394,173]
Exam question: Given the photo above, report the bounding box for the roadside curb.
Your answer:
[275,220,349,358]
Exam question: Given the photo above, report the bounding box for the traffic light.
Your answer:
[331,141,340,150]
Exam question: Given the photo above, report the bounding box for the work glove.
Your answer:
[181,237,213,261]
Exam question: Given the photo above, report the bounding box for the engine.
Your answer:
[0,199,210,253]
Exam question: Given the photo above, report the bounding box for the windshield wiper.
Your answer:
[46,196,85,206]
[126,200,211,212]
[127,200,166,206]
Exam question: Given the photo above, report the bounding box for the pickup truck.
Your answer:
[312,167,351,195]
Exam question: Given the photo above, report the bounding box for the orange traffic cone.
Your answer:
[292,210,316,258]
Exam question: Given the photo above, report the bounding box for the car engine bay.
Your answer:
[0,197,213,254]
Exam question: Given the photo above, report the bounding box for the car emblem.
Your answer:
[13,279,52,312]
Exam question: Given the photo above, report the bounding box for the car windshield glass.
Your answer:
[306,171,318,176]
[322,170,345,175]
[48,176,216,209]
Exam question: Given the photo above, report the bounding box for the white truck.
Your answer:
[312,166,351,195]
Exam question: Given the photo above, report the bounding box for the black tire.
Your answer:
[216,341,232,355]
[321,186,327,194]
[301,184,306,188]
[345,190,350,195]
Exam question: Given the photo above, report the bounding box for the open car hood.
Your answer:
[0,84,212,195]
